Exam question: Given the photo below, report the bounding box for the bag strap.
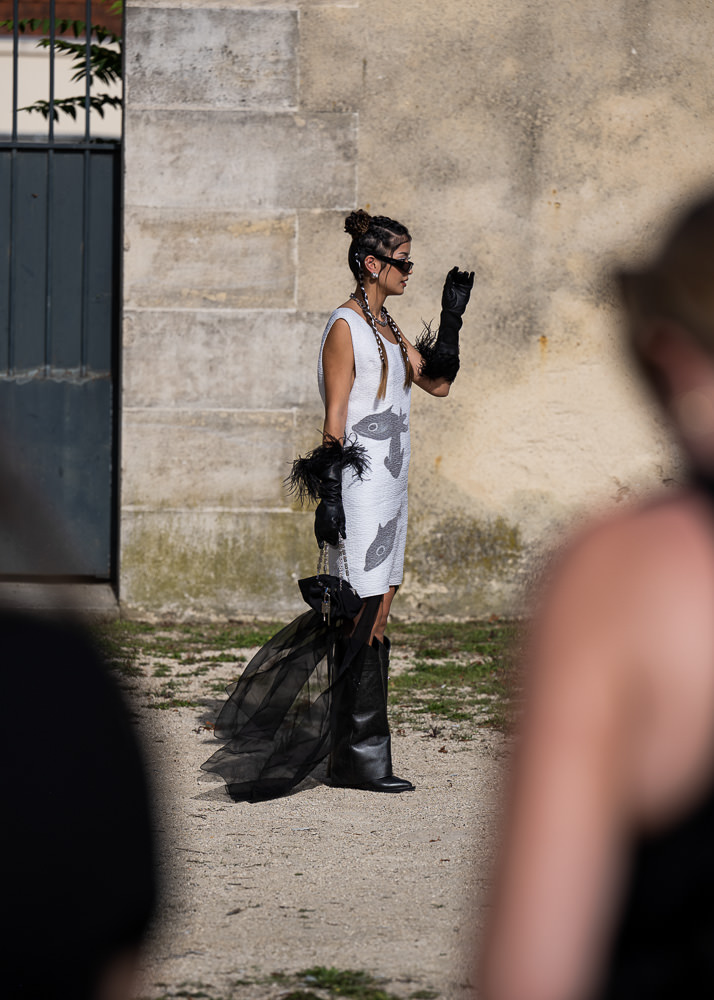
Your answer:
[316,539,351,584]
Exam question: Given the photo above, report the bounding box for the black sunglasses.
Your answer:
[371,252,414,275]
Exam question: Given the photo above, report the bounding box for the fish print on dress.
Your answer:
[352,405,409,479]
[364,513,400,572]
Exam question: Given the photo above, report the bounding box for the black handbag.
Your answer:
[298,542,362,626]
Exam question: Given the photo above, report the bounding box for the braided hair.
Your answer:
[344,209,414,400]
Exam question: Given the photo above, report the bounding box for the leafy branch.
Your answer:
[1,2,123,123]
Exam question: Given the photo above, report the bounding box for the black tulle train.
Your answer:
[201,600,379,802]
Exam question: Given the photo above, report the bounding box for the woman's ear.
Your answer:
[363,254,379,278]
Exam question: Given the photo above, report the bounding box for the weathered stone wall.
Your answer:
[121,0,714,619]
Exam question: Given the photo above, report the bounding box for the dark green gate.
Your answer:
[0,2,120,578]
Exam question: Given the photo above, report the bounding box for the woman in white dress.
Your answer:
[296,209,473,793]
[203,210,473,802]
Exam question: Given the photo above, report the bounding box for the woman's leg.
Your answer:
[371,585,398,644]
[329,586,413,792]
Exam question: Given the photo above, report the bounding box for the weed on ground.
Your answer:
[96,617,520,733]
[139,966,437,1000]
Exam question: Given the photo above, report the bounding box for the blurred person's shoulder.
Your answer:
[534,486,714,644]
[555,487,714,580]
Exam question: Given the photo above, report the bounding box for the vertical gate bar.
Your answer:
[80,0,93,374]
[44,1,57,373]
[81,148,90,375]
[48,0,55,144]
[7,0,20,373]
[11,0,18,143]
[7,150,16,374]
[84,0,92,143]
[45,153,54,373]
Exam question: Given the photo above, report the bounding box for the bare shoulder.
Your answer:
[324,316,353,349]
[322,317,355,377]
[547,490,714,588]
[531,490,714,675]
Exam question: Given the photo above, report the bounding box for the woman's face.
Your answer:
[370,241,413,297]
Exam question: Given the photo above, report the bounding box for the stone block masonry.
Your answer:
[122,2,355,617]
[122,1,714,618]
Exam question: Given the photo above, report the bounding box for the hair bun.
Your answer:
[344,209,372,238]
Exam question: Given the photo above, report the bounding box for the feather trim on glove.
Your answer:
[414,323,461,383]
[286,435,369,505]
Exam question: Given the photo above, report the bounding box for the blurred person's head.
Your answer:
[0,385,155,997]
[1,613,156,998]
[619,193,714,473]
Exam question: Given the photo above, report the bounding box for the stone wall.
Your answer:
[121,0,714,619]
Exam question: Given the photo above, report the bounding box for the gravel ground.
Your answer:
[120,637,509,1000]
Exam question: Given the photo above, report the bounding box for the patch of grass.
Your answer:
[151,698,198,710]
[96,618,519,732]
[388,619,520,732]
[390,618,515,657]
[98,620,283,665]
[94,626,144,678]
[143,985,223,1000]
[298,966,401,1000]
[142,967,434,1000]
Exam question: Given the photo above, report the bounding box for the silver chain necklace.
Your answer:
[349,292,388,327]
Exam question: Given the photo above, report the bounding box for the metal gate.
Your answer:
[0,1,120,578]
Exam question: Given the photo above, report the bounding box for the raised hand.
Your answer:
[441,266,475,317]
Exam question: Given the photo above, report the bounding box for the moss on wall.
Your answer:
[120,507,528,621]
[120,511,316,620]
[399,512,527,619]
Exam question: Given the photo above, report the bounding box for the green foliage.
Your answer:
[96,617,519,727]
[388,619,519,731]
[1,1,122,123]
[101,620,284,660]
[94,623,144,678]
[298,967,402,1000]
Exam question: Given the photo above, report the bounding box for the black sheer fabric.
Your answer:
[202,598,380,801]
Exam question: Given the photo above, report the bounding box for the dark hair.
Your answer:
[619,194,714,354]
[345,209,411,280]
[344,209,414,399]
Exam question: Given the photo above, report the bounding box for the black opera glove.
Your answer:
[439,266,475,343]
[286,436,369,548]
[313,464,346,549]
[414,264,475,382]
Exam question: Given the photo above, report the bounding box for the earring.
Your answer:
[371,272,378,279]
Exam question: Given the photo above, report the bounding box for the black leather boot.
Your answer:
[330,638,414,793]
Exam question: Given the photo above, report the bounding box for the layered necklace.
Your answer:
[349,291,388,327]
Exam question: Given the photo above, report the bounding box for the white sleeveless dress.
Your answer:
[317,307,412,598]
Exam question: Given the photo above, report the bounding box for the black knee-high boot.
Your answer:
[329,637,414,793]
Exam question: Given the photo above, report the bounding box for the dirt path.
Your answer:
[112,629,509,1000]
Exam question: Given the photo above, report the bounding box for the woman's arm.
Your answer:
[322,318,355,439]
[407,266,474,396]
[479,528,635,1000]
[401,333,451,397]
